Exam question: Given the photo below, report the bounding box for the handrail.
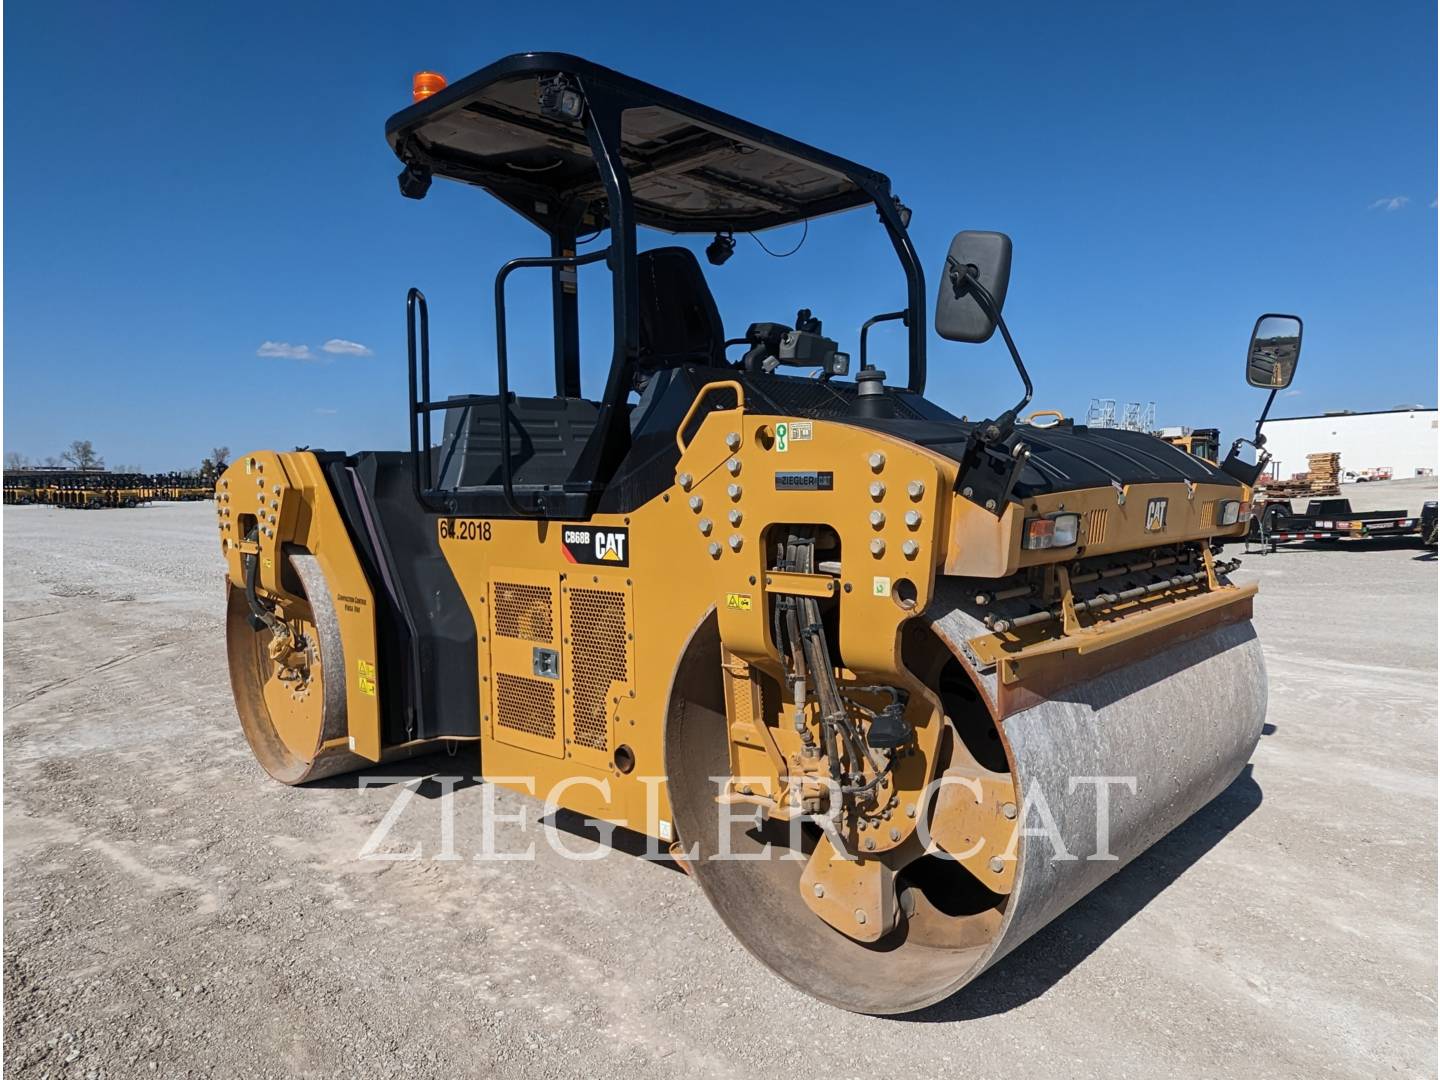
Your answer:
[1024,410,1065,427]
[858,309,907,372]
[676,380,747,454]
[494,247,611,516]
[406,288,434,506]
[413,393,501,412]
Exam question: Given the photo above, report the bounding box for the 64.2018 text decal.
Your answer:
[439,518,493,542]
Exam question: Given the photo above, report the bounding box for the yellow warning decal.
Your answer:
[725,593,752,611]
[357,659,377,697]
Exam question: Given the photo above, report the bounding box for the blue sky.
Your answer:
[4,1,1435,470]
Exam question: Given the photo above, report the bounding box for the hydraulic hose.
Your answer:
[241,530,290,643]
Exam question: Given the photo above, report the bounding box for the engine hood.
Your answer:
[844,418,1244,498]
[694,371,1242,500]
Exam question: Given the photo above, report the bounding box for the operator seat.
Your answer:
[630,246,727,435]
[634,246,726,381]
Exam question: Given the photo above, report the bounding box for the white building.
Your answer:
[1260,406,1438,480]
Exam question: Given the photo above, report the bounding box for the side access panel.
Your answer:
[561,574,635,771]
[487,568,564,759]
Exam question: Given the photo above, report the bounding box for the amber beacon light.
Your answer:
[412,71,447,102]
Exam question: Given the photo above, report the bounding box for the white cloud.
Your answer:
[313,407,339,415]
[321,338,374,357]
[1368,195,1410,212]
[1283,389,1303,397]
[257,341,315,360]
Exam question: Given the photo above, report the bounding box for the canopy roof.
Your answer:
[384,53,890,233]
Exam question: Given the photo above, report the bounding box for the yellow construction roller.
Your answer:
[217,54,1299,1013]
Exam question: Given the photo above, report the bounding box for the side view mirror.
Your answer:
[1246,313,1302,389]
[1222,311,1305,484]
[936,231,1012,343]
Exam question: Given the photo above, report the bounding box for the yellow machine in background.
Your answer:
[3,469,213,508]
[218,55,1300,1013]
[1156,425,1221,463]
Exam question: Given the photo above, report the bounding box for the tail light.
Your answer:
[1023,512,1080,550]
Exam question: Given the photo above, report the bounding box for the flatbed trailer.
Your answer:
[1247,496,1424,551]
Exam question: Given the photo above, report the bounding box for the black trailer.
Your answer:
[1247,496,1424,551]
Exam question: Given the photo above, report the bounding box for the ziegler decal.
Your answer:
[562,526,630,566]
[775,471,834,492]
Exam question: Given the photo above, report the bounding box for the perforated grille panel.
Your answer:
[493,582,554,641]
[567,588,628,752]
[1200,500,1216,527]
[495,673,556,739]
[1083,508,1109,545]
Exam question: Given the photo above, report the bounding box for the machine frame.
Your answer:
[387,52,926,520]
[214,53,1295,1013]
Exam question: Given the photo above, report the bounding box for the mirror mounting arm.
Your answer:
[859,309,907,372]
[1253,386,1279,446]
[1220,386,1281,486]
[1222,436,1270,486]
[947,258,1033,442]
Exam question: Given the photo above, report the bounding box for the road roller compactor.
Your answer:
[217,54,1301,1013]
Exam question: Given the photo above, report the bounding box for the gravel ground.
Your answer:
[3,499,1435,1079]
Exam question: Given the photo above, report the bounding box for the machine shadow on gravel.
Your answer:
[314,751,482,799]
[542,808,689,874]
[901,765,1264,1023]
